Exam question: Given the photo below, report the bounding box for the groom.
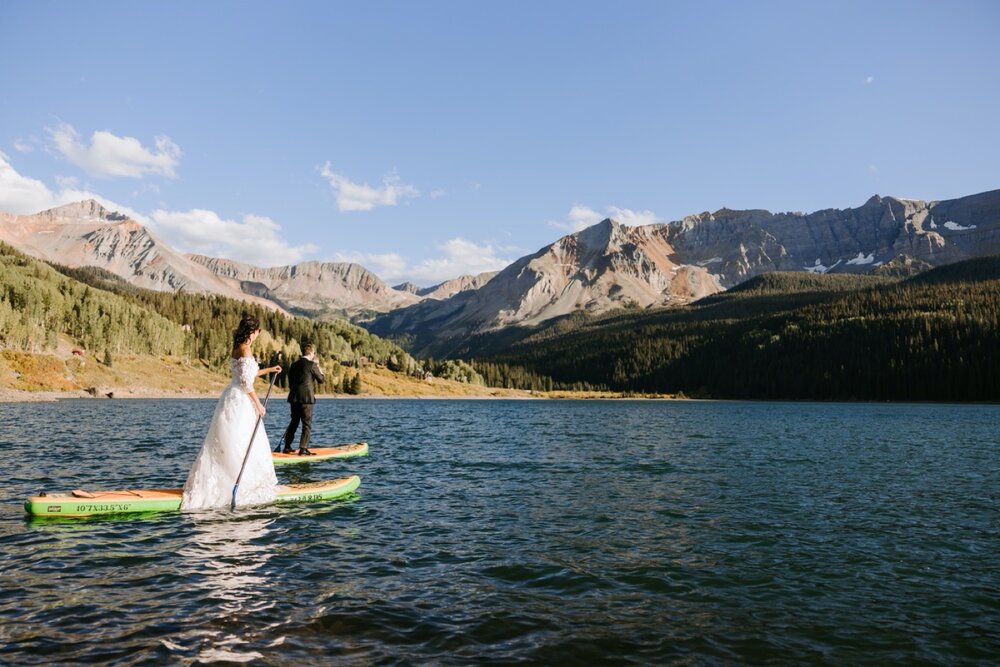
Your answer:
[278,342,325,455]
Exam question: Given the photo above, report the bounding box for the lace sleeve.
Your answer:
[239,358,256,392]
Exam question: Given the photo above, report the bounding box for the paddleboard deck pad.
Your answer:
[24,475,361,518]
[272,442,368,465]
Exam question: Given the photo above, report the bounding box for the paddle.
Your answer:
[231,370,278,511]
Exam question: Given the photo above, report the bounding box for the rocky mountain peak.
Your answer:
[861,194,927,212]
[416,271,499,299]
[367,214,723,354]
[0,200,281,311]
[39,199,129,223]
[187,254,420,318]
[393,281,421,294]
[712,207,741,218]
[573,218,625,252]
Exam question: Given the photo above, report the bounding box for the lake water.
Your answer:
[0,399,997,665]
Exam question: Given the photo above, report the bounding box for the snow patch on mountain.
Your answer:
[846,252,875,265]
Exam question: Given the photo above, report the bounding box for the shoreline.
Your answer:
[0,349,678,403]
[0,350,653,403]
[0,388,219,403]
[0,387,678,403]
[3,387,995,405]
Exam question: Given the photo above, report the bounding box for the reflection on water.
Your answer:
[167,513,278,663]
[183,513,275,610]
[2,399,999,664]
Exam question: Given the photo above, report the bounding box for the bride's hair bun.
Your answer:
[233,314,261,347]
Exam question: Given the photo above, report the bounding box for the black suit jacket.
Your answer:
[287,356,324,404]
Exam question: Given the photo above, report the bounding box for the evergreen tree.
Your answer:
[44,254,416,373]
[476,260,1000,401]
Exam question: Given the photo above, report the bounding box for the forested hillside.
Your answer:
[1,242,417,378]
[482,259,1000,401]
[49,262,418,373]
[9,236,997,401]
[0,243,186,355]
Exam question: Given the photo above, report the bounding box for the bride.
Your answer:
[181,314,283,510]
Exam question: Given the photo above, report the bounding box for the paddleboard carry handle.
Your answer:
[231,369,278,511]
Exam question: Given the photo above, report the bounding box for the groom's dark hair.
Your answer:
[302,342,315,356]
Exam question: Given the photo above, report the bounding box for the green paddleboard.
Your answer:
[24,475,361,518]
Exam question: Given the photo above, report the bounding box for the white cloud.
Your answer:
[48,122,181,179]
[0,151,58,213]
[550,204,662,232]
[563,205,603,232]
[0,152,155,219]
[149,209,318,266]
[429,188,448,199]
[607,206,661,227]
[320,163,419,212]
[0,154,314,266]
[865,75,875,84]
[131,183,161,198]
[335,238,513,285]
[13,138,35,153]
[406,238,513,285]
[55,175,80,190]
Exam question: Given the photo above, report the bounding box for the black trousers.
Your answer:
[284,402,314,450]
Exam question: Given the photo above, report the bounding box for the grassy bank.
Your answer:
[0,347,644,402]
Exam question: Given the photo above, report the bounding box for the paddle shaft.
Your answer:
[231,370,277,511]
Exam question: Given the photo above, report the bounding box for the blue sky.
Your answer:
[1,1,998,285]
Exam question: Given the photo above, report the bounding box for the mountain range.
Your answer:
[0,200,483,319]
[186,254,421,319]
[368,189,1000,355]
[1,189,998,357]
[0,200,278,311]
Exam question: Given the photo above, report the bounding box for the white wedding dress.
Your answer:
[181,356,278,510]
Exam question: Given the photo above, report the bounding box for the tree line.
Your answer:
[0,243,420,393]
[11,235,995,401]
[478,258,1000,401]
[48,261,418,374]
[0,243,186,356]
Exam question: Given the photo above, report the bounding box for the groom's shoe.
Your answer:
[282,446,294,454]
[297,448,315,456]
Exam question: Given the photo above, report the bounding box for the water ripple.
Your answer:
[0,399,998,664]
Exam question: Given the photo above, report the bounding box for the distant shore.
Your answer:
[0,350,676,403]
[0,387,675,403]
[0,387,214,403]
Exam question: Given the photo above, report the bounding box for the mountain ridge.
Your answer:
[2,188,998,354]
[186,254,420,319]
[366,189,1000,356]
[366,218,724,356]
[0,200,282,311]
[478,254,1000,401]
